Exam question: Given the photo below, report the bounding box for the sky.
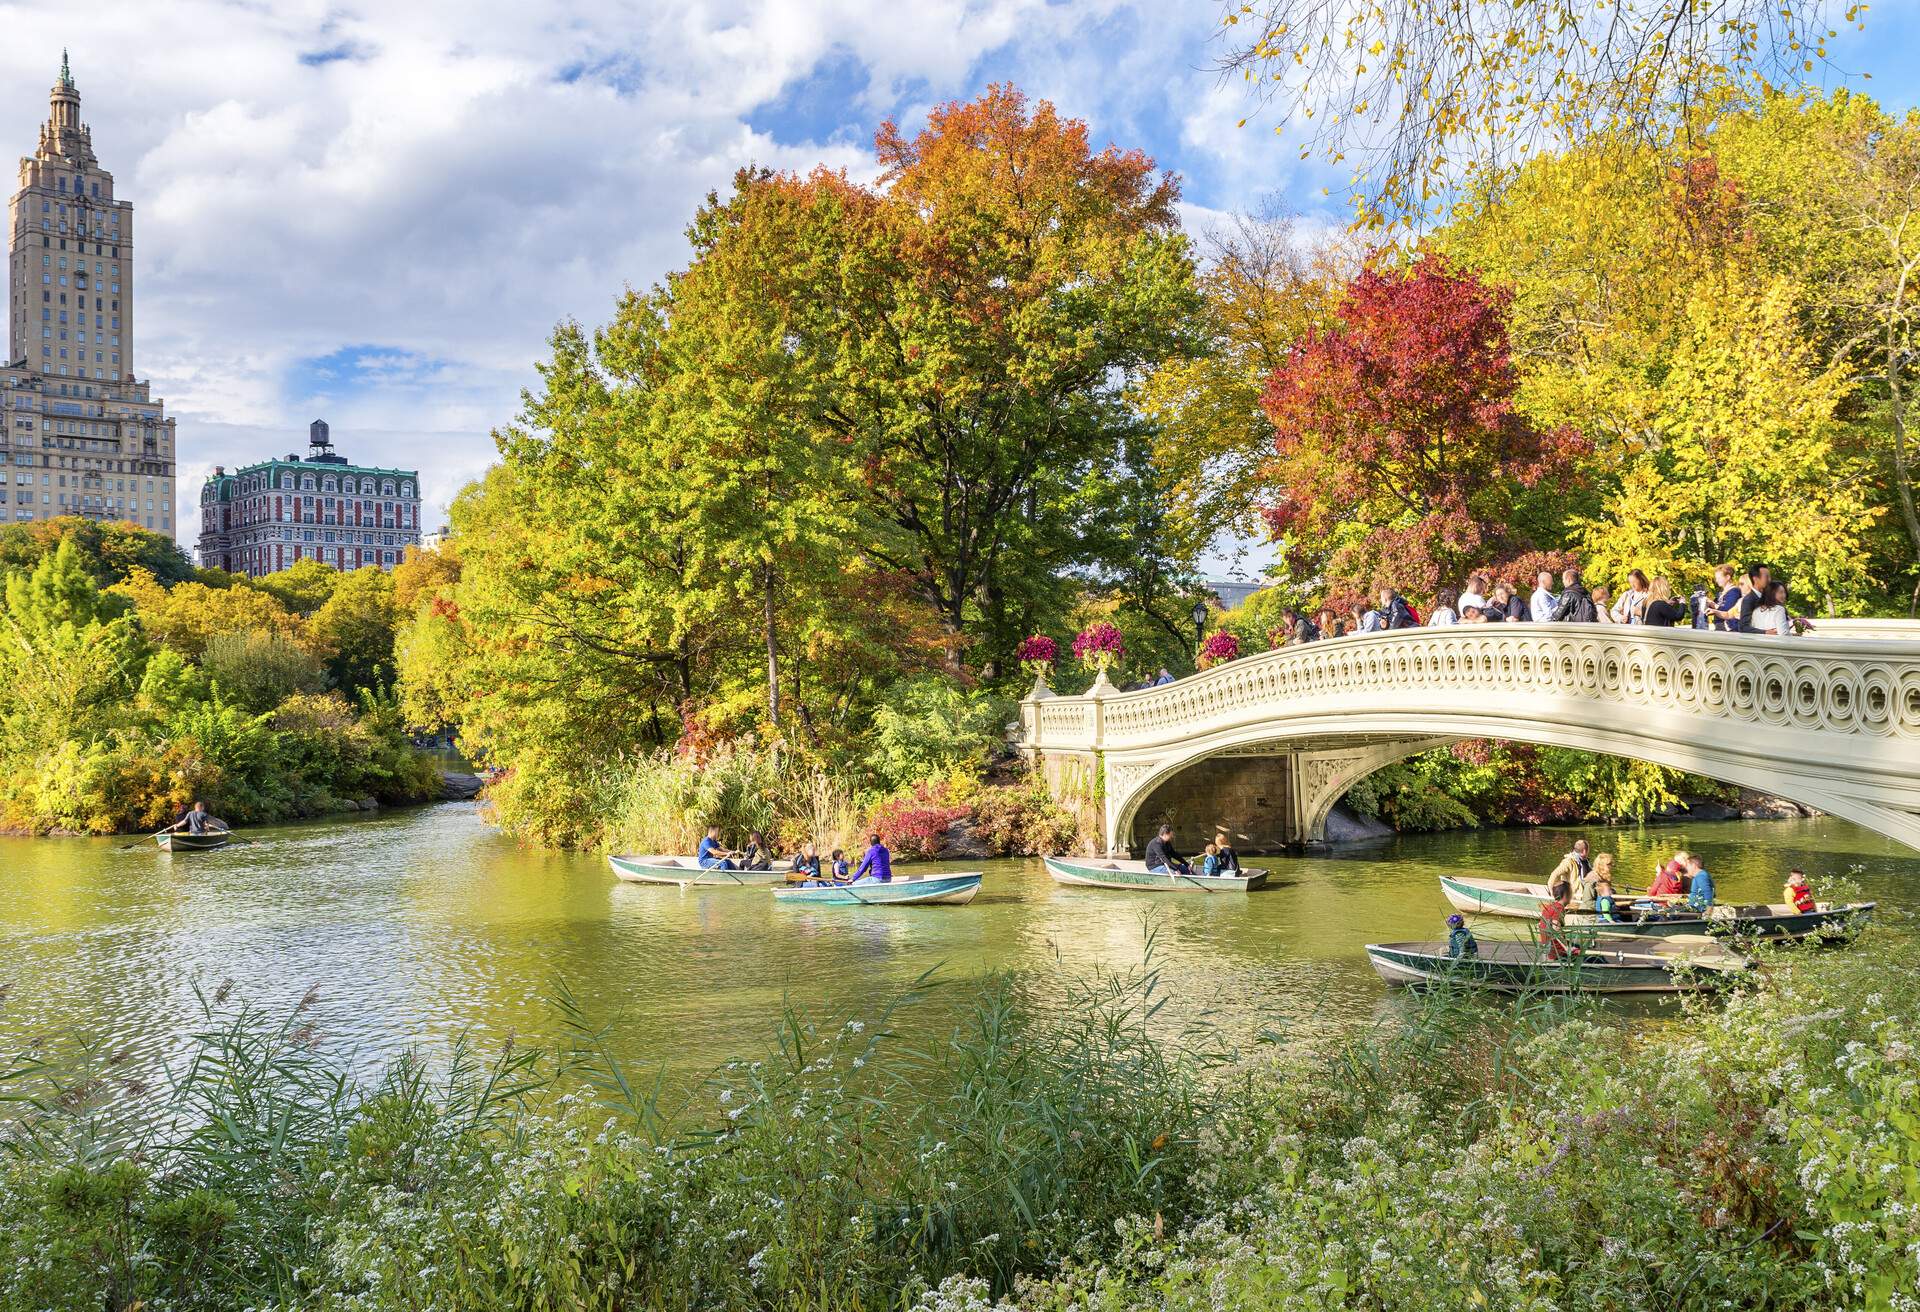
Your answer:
[3,0,1918,575]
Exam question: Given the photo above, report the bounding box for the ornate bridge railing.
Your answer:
[1017,623,1920,855]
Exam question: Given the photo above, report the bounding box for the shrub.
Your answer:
[869,780,973,859]
[970,778,1077,855]
[199,630,328,715]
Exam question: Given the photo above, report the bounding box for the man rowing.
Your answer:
[164,801,229,837]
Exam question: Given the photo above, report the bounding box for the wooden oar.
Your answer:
[117,826,172,851]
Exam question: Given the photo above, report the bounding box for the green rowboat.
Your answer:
[607,854,788,888]
[1438,874,1873,942]
[1366,937,1750,994]
[156,831,231,853]
[772,872,983,906]
[1043,855,1267,893]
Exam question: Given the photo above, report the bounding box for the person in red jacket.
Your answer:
[1648,852,1687,899]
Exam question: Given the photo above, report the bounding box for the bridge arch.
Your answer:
[1018,624,1920,855]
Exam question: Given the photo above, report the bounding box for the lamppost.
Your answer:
[1191,599,1209,656]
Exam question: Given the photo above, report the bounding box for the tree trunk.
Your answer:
[763,561,780,725]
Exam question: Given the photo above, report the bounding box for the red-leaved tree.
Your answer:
[1260,255,1587,598]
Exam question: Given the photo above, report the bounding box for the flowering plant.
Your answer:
[1072,623,1125,673]
[1197,631,1240,669]
[1016,634,1058,679]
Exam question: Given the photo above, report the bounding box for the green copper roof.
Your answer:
[59,50,73,90]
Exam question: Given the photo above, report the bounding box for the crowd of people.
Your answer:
[1273,561,1813,646]
[1443,836,1824,961]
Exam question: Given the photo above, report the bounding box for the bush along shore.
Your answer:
[2,928,1915,1309]
[0,520,442,834]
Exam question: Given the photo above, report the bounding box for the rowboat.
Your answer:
[772,872,983,906]
[1043,855,1268,892]
[1365,937,1751,994]
[156,831,231,853]
[607,854,788,887]
[1438,875,1873,941]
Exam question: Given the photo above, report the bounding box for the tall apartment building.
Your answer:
[2,53,177,533]
[197,420,422,577]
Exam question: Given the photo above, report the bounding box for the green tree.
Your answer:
[309,568,399,696]
[200,630,329,714]
[255,558,341,615]
[0,516,194,587]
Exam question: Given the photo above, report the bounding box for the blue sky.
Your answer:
[1,0,1916,571]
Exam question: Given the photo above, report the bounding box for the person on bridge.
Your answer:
[166,801,229,837]
[1281,607,1320,644]
[1642,578,1688,627]
[1549,568,1598,623]
[1705,563,1745,631]
[1530,570,1559,623]
[1685,854,1717,912]
[1458,572,1491,615]
[1144,824,1191,875]
[1445,913,1479,959]
[1428,588,1460,626]
[1783,867,1817,913]
[1590,583,1617,622]
[1612,569,1651,624]
[1490,583,1525,623]
[1377,587,1418,630]
[1153,667,1176,685]
[1737,564,1773,634]
[854,834,894,883]
[1750,580,1798,637]
[697,825,737,870]
[1316,607,1345,638]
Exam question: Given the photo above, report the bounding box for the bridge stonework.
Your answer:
[1016,623,1920,857]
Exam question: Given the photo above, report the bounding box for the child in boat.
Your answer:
[1445,913,1479,959]
[829,849,850,882]
[1592,877,1618,923]
[1783,868,1816,914]
[1201,843,1222,877]
[1537,897,1581,961]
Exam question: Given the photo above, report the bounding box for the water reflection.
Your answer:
[0,804,1913,1077]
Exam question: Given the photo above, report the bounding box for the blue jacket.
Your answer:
[854,843,893,882]
[1688,867,1716,910]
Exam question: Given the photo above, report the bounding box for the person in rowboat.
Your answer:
[1445,913,1479,959]
[1783,868,1816,914]
[1573,853,1611,910]
[740,831,775,872]
[1546,840,1590,904]
[1591,875,1619,923]
[1143,824,1191,876]
[1201,843,1223,876]
[787,843,822,883]
[165,801,229,837]
[696,825,737,871]
[1685,853,1717,913]
[1213,832,1242,873]
[829,848,851,882]
[853,834,893,883]
[1648,851,1687,901]
[1537,894,1582,961]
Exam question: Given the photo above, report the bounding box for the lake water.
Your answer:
[2,803,1915,1080]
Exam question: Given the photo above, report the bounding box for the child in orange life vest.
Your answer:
[1783,868,1816,914]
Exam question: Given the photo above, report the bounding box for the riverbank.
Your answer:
[3,919,1912,1309]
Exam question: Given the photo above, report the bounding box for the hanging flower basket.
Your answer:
[1197,631,1240,670]
[1072,622,1125,674]
[1015,634,1058,680]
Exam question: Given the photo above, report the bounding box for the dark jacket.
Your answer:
[1381,594,1418,630]
[1550,583,1598,623]
[1143,836,1183,871]
[1643,598,1687,627]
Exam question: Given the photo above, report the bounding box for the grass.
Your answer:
[1,924,1916,1309]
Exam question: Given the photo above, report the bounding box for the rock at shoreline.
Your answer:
[440,771,484,801]
[1323,803,1395,846]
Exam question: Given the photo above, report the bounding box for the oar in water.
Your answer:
[117,827,173,851]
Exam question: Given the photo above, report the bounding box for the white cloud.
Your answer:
[0,0,1326,545]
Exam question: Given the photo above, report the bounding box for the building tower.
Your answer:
[2,52,175,534]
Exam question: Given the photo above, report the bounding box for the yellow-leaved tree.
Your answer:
[1576,277,1881,611]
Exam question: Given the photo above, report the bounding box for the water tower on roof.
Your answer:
[306,418,347,464]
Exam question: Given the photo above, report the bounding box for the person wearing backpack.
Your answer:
[1549,567,1598,623]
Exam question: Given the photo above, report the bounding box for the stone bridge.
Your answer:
[1015,621,1920,856]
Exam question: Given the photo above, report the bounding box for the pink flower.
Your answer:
[1072,623,1125,672]
[1015,634,1058,666]
[1197,631,1239,669]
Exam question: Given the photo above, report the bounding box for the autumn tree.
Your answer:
[822,84,1200,670]
[0,515,194,587]
[1260,255,1587,596]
